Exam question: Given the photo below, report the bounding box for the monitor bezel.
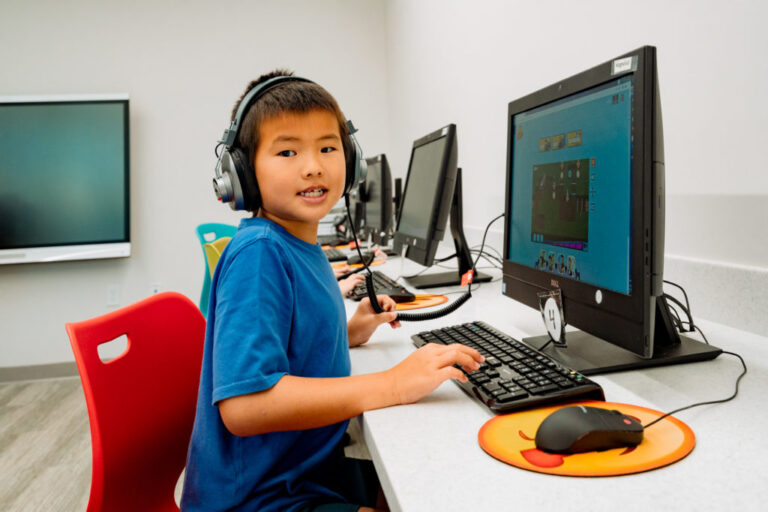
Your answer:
[394,124,458,267]
[502,46,658,357]
[0,94,131,265]
[363,153,393,244]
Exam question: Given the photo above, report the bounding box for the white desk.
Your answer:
[346,260,768,511]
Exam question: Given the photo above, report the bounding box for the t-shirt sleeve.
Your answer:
[210,238,293,405]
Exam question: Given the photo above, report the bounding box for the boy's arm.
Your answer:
[218,342,483,437]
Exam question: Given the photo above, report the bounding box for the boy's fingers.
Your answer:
[439,366,466,383]
[436,348,480,372]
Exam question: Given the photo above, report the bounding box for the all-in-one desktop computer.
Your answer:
[394,124,492,288]
[502,45,721,374]
[412,46,722,413]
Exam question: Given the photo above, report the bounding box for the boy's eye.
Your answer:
[278,150,296,157]
[320,146,337,154]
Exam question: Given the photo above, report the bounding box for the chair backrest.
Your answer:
[203,236,232,278]
[66,292,205,512]
[195,223,237,317]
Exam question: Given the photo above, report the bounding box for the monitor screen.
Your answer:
[394,124,458,268]
[502,46,720,373]
[508,77,633,295]
[363,154,393,244]
[397,136,448,240]
[0,96,130,264]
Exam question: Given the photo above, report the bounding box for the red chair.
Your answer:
[66,292,205,512]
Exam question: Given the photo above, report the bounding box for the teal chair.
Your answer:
[195,223,237,318]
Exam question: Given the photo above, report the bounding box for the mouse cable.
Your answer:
[664,279,692,317]
[664,293,695,333]
[643,350,747,428]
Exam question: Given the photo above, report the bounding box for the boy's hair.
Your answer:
[231,69,351,175]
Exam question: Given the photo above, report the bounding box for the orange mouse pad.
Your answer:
[332,259,385,270]
[395,294,449,311]
[478,400,695,477]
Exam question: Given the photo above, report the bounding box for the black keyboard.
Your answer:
[412,321,604,413]
[324,248,347,262]
[318,234,348,246]
[349,270,416,303]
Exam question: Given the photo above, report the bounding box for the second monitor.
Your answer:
[394,124,491,288]
[363,154,393,245]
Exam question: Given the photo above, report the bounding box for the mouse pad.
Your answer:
[332,259,386,270]
[395,294,448,310]
[478,400,695,477]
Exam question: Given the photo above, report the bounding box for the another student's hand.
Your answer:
[386,343,484,405]
[347,295,401,347]
[333,264,351,278]
[338,272,365,297]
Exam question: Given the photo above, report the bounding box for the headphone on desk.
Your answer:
[213,75,367,211]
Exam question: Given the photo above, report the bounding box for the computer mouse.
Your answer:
[535,405,643,454]
[347,252,375,265]
[376,288,415,304]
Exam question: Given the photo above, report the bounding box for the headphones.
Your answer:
[213,75,367,211]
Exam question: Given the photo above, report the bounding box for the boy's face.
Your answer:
[254,109,346,242]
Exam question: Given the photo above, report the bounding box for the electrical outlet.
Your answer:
[107,285,120,306]
[150,283,162,295]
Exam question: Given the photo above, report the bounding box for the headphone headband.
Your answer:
[213,75,366,211]
[219,76,313,148]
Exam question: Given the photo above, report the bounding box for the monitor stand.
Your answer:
[406,168,493,289]
[524,296,722,375]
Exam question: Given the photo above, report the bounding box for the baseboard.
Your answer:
[0,362,79,382]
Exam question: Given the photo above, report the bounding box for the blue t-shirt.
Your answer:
[181,217,351,512]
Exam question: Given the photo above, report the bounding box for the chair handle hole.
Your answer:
[203,232,217,242]
[97,334,129,363]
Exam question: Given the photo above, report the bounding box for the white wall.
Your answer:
[0,0,390,368]
[2,0,766,370]
[383,0,768,334]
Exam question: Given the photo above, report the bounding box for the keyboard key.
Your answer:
[495,390,528,402]
[529,384,559,395]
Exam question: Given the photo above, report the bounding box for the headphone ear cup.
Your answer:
[345,131,367,196]
[230,147,260,211]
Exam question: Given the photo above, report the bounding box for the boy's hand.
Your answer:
[338,272,365,297]
[347,295,401,347]
[386,343,484,405]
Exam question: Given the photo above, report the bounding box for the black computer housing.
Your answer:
[394,124,491,288]
[394,124,459,268]
[502,46,720,374]
[363,154,393,245]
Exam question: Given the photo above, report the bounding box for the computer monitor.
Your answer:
[503,46,720,374]
[0,95,130,265]
[394,124,491,288]
[363,154,393,245]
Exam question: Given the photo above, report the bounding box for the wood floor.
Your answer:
[0,376,370,511]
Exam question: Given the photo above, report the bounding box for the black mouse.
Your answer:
[535,405,643,454]
[376,287,415,304]
[347,252,375,265]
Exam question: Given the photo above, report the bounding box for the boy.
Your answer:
[181,71,483,512]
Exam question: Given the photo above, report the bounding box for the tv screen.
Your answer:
[0,95,130,264]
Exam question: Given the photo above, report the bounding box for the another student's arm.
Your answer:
[218,343,483,437]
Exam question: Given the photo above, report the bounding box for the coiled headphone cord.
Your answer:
[344,195,503,322]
